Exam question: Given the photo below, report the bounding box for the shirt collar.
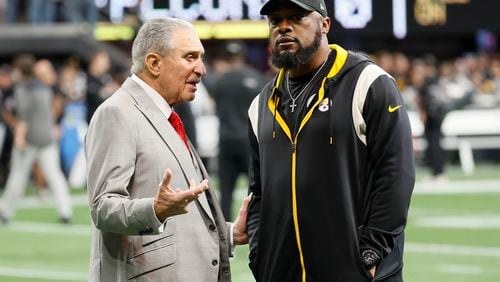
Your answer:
[131,74,172,119]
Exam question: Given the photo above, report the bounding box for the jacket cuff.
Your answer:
[229,222,235,257]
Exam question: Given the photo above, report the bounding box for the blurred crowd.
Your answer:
[0,0,97,24]
[372,50,500,111]
[0,51,122,201]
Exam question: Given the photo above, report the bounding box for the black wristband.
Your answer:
[361,249,381,269]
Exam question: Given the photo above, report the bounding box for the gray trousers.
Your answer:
[0,143,72,220]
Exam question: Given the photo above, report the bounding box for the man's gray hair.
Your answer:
[131,17,194,74]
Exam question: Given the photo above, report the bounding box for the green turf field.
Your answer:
[0,164,499,281]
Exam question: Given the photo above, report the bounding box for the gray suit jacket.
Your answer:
[85,78,231,282]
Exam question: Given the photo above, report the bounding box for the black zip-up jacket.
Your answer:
[247,45,415,282]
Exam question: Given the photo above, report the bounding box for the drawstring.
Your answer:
[271,73,281,140]
[326,78,335,145]
[272,92,277,139]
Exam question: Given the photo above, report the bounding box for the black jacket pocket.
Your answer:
[375,233,404,281]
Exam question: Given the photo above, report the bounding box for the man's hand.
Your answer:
[14,121,27,150]
[154,169,208,222]
[232,193,252,245]
[369,267,376,279]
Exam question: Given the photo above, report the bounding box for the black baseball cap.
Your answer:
[260,0,328,17]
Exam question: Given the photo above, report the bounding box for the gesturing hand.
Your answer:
[154,169,208,222]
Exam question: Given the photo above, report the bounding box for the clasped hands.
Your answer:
[154,169,250,245]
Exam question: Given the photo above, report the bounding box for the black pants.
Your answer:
[424,119,446,176]
[218,138,249,221]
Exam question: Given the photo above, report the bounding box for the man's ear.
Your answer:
[145,52,162,77]
[322,17,331,34]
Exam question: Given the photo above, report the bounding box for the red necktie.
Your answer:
[169,111,190,151]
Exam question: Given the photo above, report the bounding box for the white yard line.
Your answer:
[414,215,500,229]
[406,242,500,258]
[409,207,500,216]
[1,221,90,236]
[414,179,500,194]
[437,264,483,275]
[0,266,86,281]
[16,194,88,209]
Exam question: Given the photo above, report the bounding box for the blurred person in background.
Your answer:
[0,55,72,225]
[85,51,118,124]
[417,59,473,181]
[489,55,500,103]
[0,65,12,161]
[400,59,425,112]
[393,52,411,91]
[85,18,250,281]
[31,59,64,200]
[58,56,88,178]
[59,56,87,102]
[34,59,64,120]
[0,64,14,187]
[210,40,266,220]
[414,58,446,180]
[375,50,395,75]
[247,0,415,281]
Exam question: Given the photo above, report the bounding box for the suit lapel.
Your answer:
[122,78,215,222]
[191,145,222,223]
[123,79,194,179]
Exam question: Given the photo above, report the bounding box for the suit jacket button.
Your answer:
[209,224,216,231]
[211,259,218,266]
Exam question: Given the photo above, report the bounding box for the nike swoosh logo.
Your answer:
[388,105,401,113]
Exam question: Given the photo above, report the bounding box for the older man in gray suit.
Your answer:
[85,18,250,282]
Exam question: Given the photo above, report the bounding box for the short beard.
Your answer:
[271,29,322,69]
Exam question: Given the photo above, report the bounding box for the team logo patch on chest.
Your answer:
[318,98,330,112]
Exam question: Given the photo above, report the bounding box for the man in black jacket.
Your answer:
[246,1,415,281]
[211,41,266,220]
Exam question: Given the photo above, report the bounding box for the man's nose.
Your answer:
[277,19,293,34]
[194,61,206,77]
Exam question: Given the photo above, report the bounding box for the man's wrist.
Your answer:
[361,249,381,269]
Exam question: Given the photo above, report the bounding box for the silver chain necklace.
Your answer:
[285,55,329,113]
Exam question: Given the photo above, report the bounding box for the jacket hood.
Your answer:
[335,49,372,81]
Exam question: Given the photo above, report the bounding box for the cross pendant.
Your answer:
[290,100,297,112]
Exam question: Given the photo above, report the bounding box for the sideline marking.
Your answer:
[414,179,500,194]
[0,266,87,281]
[437,264,483,275]
[1,221,90,236]
[406,242,500,258]
[415,215,500,229]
